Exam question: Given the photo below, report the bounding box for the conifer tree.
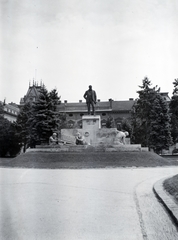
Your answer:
[48,88,61,132]
[170,79,178,143]
[131,77,159,146]
[30,86,51,143]
[149,94,172,153]
[131,77,172,152]
[30,86,61,144]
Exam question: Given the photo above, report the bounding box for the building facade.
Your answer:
[2,102,20,122]
[19,84,171,129]
[57,99,135,129]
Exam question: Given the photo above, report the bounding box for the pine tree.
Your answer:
[170,79,178,143]
[30,86,51,143]
[131,77,172,152]
[149,94,172,153]
[29,86,62,144]
[48,88,61,133]
[131,77,159,146]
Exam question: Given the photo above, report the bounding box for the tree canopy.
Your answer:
[131,77,172,153]
[170,79,178,143]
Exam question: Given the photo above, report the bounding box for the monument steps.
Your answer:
[26,144,143,153]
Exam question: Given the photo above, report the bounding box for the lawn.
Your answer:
[0,151,178,169]
[163,175,178,203]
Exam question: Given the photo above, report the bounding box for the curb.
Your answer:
[153,178,178,226]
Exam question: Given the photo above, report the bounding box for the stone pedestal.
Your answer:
[59,115,142,150]
[82,115,101,146]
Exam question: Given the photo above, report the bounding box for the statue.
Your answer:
[49,133,58,145]
[115,130,129,145]
[75,132,87,145]
[83,85,97,115]
[49,132,66,145]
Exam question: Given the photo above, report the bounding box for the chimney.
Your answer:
[109,98,113,108]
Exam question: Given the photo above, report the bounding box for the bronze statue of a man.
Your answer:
[83,85,97,115]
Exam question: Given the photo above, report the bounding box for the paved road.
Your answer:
[0,167,178,240]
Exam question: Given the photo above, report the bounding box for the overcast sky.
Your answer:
[1,0,178,104]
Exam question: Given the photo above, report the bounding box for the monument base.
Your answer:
[61,116,131,147]
[82,115,101,146]
[27,144,143,153]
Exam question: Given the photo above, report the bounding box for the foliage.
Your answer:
[0,103,21,157]
[29,86,62,144]
[170,79,178,143]
[106,116,115,128]
[7,123,22,156]
[149,94,172,153]
[15,102,33,152]
[121,118,132,134]
[0,102,4,116]
[131,77,159,146]
[131,77,172,152]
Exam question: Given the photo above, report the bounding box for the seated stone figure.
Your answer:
[49,133,58,145]
[115,130,129,145]
[75,133,86,145]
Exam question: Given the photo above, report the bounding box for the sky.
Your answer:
[1,0,178,104]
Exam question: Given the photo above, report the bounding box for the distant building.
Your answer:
[18,84,171,128]
[20,81,44,105]
[160,92,171,102]
[57,98,135,129]
[1,102,20,122]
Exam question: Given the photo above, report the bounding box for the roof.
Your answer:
[112,100,135,111]
[57,100,135,113]
[20,85,42,104]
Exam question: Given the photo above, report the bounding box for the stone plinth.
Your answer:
[82,115,101,146]
[57,115,142,149]
[26,144,142,152]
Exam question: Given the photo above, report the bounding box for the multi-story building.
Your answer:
[57,98,135,129]
[1,101,20,122]
[19,84,171,129]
